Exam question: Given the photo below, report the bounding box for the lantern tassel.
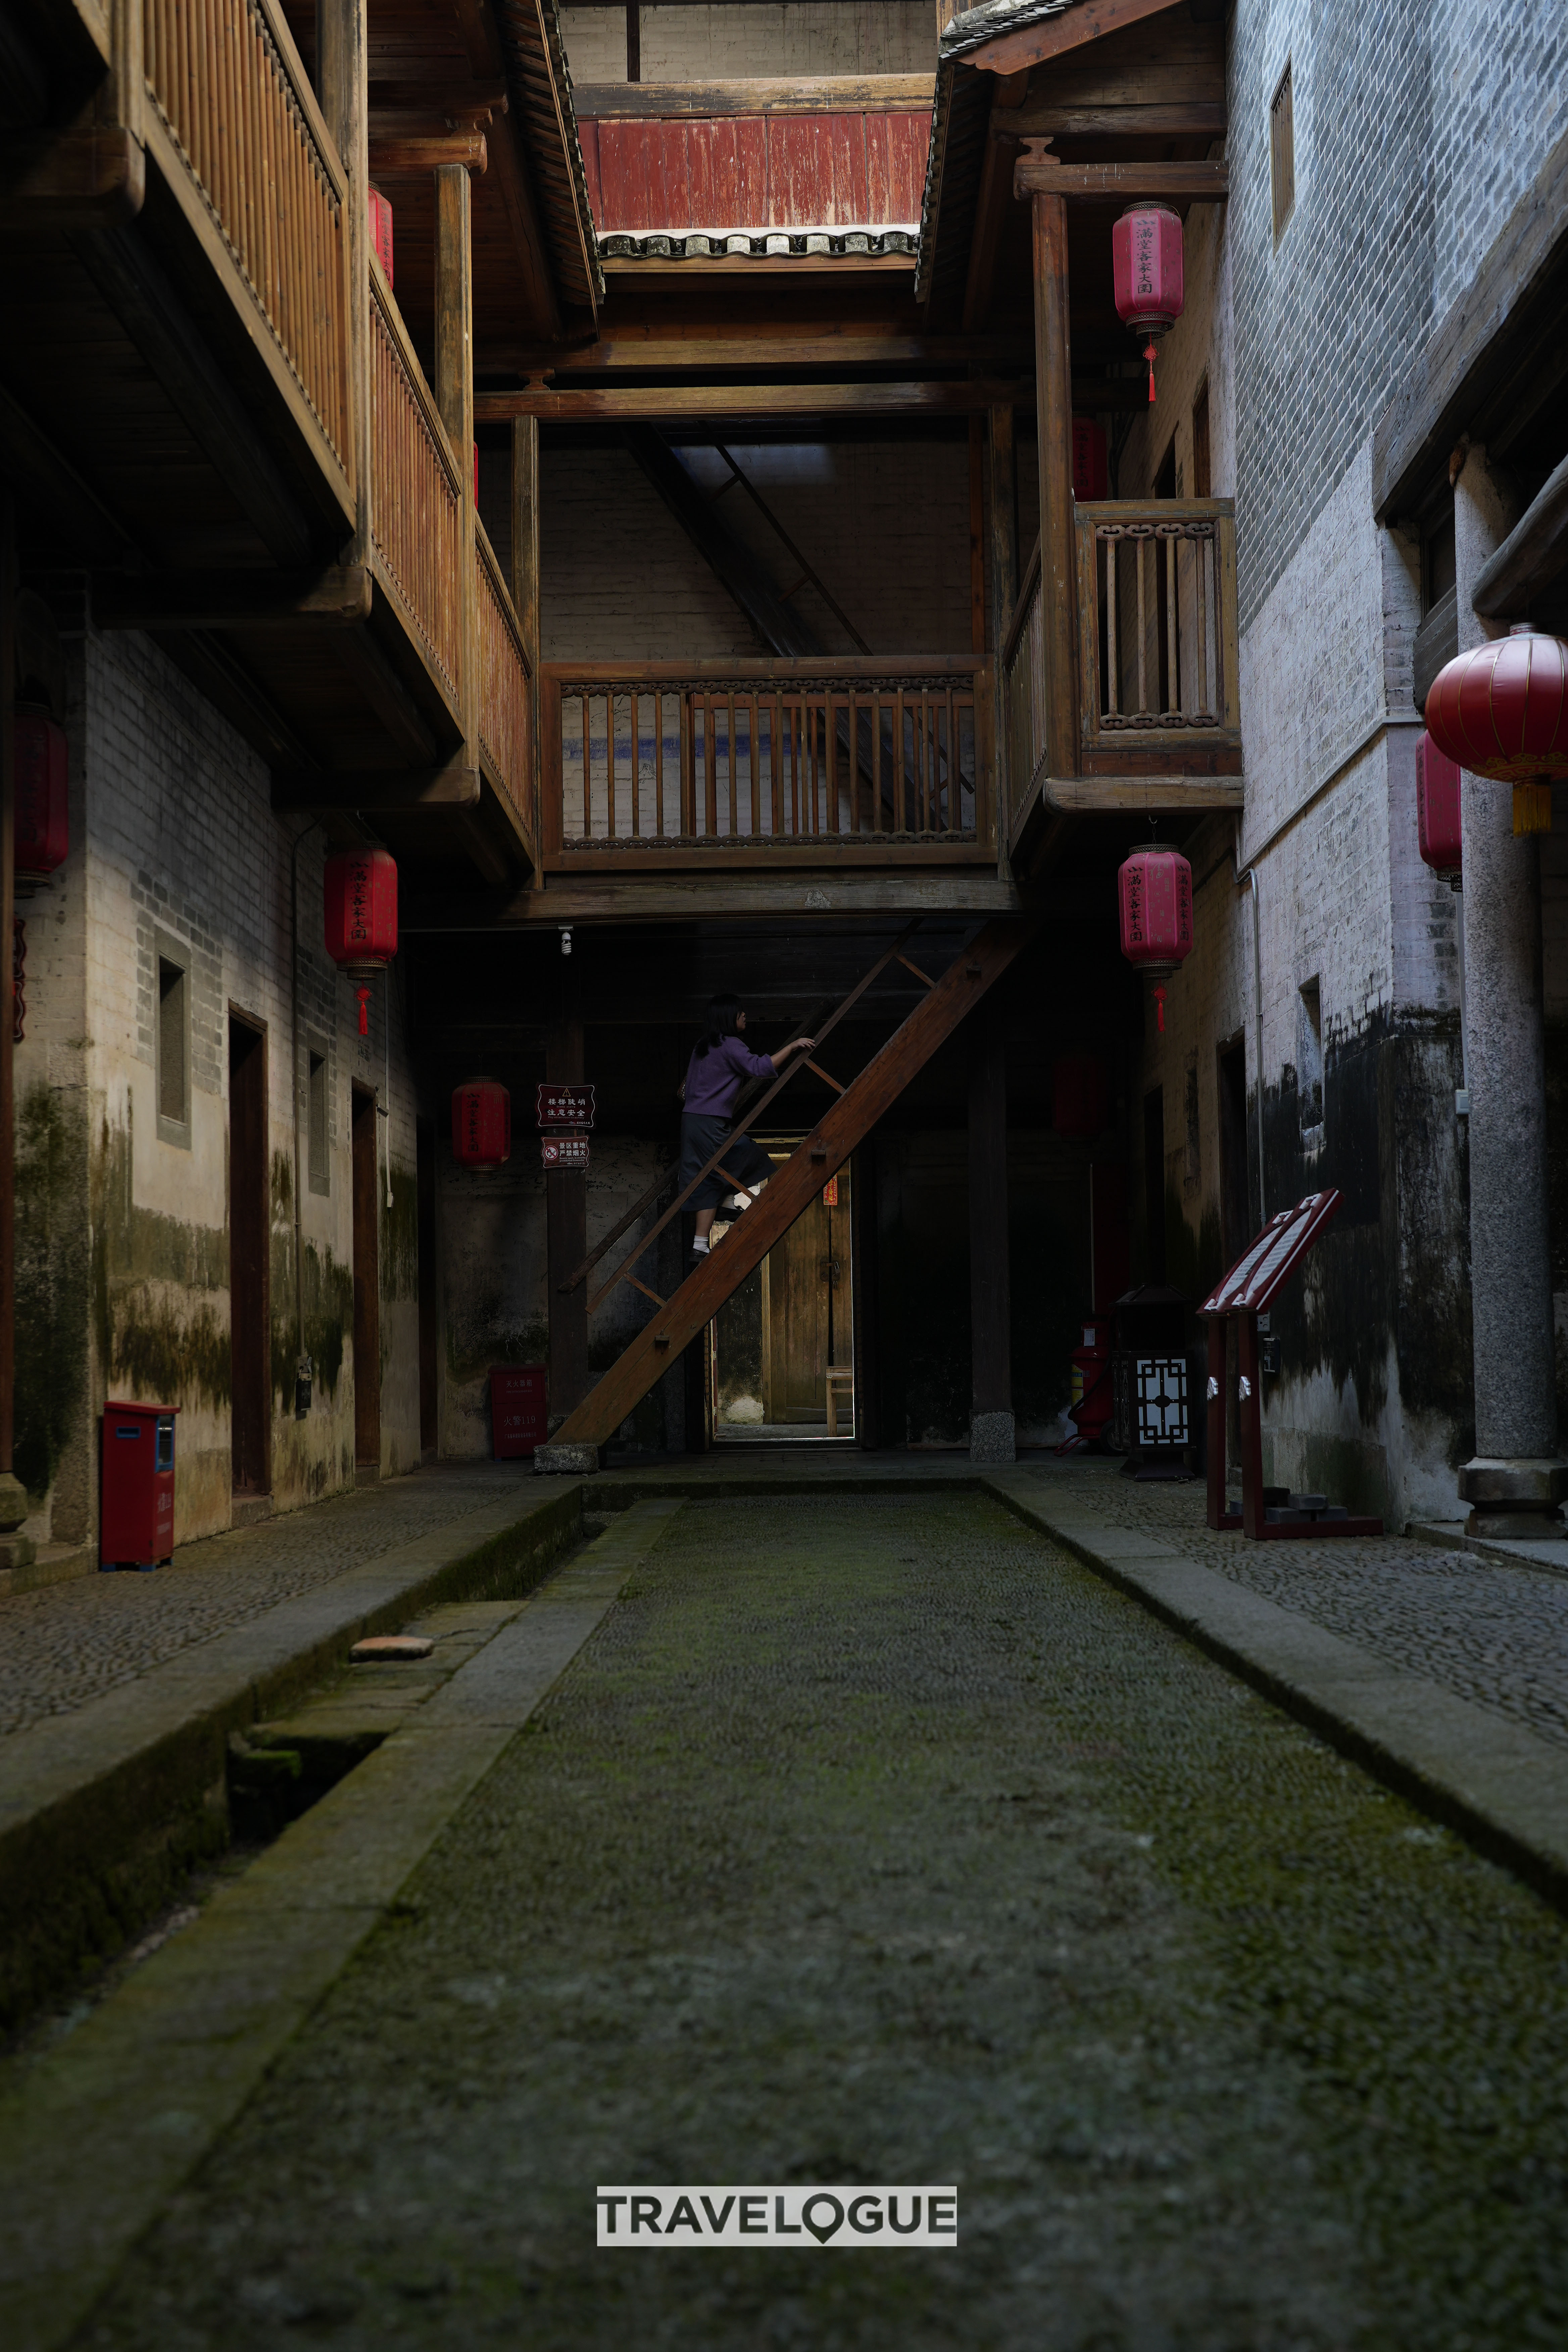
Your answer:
[356,983,371,1037]
[1513,780,1553,836]
[1145,338,1158,403]
[1154,982,1167,1034]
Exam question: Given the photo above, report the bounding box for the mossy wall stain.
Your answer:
[92,1115,233,1414]
[383,1166,419,1302]
[15,1079,92,1503]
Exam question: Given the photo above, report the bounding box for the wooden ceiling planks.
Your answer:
[579,108,930,232]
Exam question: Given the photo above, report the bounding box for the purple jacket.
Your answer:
[683,1032,775,1119]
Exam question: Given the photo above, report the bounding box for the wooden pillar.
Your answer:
[968,414,986,658]
[509,416,540,676]
[1031,190,1078,786]
[0,492,24,1560]
[546,973,589,1424]
[316,0,369,561]
[967,1000,1014,1465]
[987,402,1018,867]
[852,1134,880,1451]
[435,161,477,761]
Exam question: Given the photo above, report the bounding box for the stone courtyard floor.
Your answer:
[9,1478,1568,2349]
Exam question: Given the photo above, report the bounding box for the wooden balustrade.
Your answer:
[539,658,990,864]
[369,264,462,704]
[143,0,349,467]
[1074,498,1240,756]
[475,520,533,838]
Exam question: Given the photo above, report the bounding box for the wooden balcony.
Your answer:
[3,0,537,883]
[1001,498,1244,848]
[539,658,994,873]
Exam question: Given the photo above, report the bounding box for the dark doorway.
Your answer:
[1217,1036,1252,1266]
[1143,1087,1167,1283]
[416,1116,438,1457]
[351,1083,381,1472]
[228,1014,270,1498]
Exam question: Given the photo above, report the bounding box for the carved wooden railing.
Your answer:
[475,519,533,838]
[1074,497,1240,757]
[369,261,462,705]
[539,658,991,865]
[143,0,350,469]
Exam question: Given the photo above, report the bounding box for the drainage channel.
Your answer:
[0,1499,688,2352]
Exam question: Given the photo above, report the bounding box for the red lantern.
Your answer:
[1417,731,1462,879]
[1053,1056,1109,1138]
[1112,202,1183,405]
[324,848,398,1035]
[1425,624,1568,836]
[1072,415,1109,502]
[1119,843,1193,1034]
[369,185,394,285]
[14,707,69,883]
[452,1078,511,1169]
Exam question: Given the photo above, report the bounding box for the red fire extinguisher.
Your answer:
[1060,1322,1113,1452]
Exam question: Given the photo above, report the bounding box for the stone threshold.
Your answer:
[988,1472,1568,1917]
[1407,1516,1568,1579]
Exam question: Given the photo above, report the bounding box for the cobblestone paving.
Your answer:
[81,1492,1568,2351]
[1021,1461,1568,1756]
[0,1467,534,1740]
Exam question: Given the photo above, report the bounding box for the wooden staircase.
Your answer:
[554,915,1038,1451]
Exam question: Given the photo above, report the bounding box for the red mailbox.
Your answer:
[491,1365,547,1459]
[100,1402,178,1569]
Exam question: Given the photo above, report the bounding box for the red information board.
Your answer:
[542,1134,590,1170]
[537,1083,595,1130]
[1200,1190,1342,1316]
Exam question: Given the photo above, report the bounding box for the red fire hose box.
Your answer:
[100,1402,179,1570]
[491,1365,547,1459]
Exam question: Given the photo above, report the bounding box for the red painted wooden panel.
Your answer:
[584,111,932,232]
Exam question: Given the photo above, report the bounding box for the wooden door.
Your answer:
[351,1083,380,1470]
[762,1171,853,1423]
[228,1014,270,1495]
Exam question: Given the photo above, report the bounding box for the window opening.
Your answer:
[156,953,190,1143]
[308,1047,330,1194]
[1271,63,1295,242]
[1298,979,1324,1141]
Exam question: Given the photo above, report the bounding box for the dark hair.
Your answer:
[694,993,742,1058]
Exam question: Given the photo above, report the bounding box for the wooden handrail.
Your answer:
[369,259,462,701]
[474,513,533,836]
[143,0,349,463]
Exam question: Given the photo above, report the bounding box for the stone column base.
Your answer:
[0,1534,38,1571]
[0,1474,34,1570]
[969,1411,1016,1467]
[1458,1456,1568,1540]
[534,1441,600,1476]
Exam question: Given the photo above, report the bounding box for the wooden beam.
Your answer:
[94,567,372,630]
[1043,774,1246,811]
[1470,447,1568,618]
[435,163,474,513]
[969,415,986,657]
[571,75,936,116]
[1032,191,1078,787]
[1373,124,1568,523]
[336,622,443,763]
[992,100,1226,138]
[485,99,565,340]
[368,79,508,117]
[368,133,487,176]
[400,873,1025,927]
[271,764,481,813]
[1014,150,1231,203]
[0,384,136,566]
[491,333,1032,374]
[966,0,1192,79]
[968,996,1012,1431]
[598,253,916,280]
[477,379,1152,424]
[71,224,315,567]
[0,126,144,231]
[318,0,371,572]
[553,915,1039,1449]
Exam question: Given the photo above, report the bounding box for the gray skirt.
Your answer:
[678,1113,773,1211]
